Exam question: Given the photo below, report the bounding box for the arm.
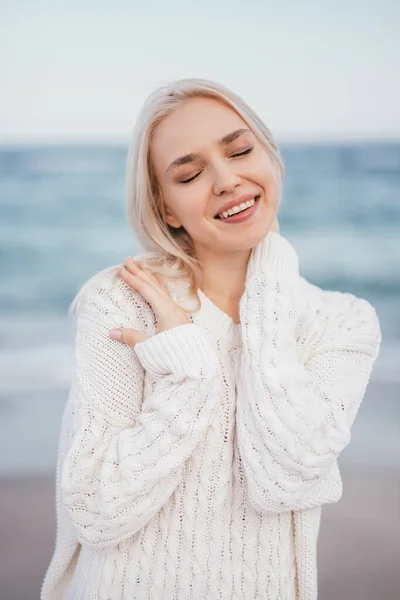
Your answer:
[236,232,381,513]
[61,277,221,548]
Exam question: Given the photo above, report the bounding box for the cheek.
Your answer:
[170,187,209,223]
[253,155,280,195]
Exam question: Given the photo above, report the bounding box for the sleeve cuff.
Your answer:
[134,323,219,378]
[246,231,300,281]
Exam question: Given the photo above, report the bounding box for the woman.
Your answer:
[41,79,381,600]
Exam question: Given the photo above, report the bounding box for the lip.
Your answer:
[214,195,260,224]
[213,193,260,218]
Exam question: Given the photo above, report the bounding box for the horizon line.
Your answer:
[1,136,400,149]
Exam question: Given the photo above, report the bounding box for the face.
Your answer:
[150,97,281,258]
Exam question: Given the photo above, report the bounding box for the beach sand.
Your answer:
[0,467,398,600]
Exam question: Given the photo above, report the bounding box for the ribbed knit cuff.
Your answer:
[246,232,299,282]
[134,323,218,378]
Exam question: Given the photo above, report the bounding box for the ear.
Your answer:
[164,209,182,229]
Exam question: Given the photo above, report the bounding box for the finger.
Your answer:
[125,257,161,287]
[124,258,170,298]
[128,259,160,287]
[118,265,164,307]
[137,263,170,295]
[109,327,149,346]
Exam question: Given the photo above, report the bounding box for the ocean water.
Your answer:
[0,143,399,476]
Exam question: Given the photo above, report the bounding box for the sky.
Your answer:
[1,0,399,144]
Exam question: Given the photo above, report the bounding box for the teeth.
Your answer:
[218,198,256,219]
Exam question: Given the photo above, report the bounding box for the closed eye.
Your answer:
[231,147,253,157]
[179,147,253,184]
[180,172,202,184]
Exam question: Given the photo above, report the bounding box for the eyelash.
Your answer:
[180,147,253,184]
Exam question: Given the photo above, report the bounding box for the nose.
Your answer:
[212,160,241,195]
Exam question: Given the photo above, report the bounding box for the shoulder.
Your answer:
[68,260,156,334]
[295,275,381,360]
[296,274,380,326]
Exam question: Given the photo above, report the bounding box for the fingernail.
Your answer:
[110,329,122,340]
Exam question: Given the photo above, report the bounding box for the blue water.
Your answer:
[0,143,399,475]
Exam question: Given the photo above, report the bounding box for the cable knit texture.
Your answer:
[41,232,381,600]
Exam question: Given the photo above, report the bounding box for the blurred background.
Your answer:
[0,1,399,599]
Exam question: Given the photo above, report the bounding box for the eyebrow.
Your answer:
[165,127,251,174]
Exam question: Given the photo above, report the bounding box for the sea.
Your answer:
[0,143,399,476]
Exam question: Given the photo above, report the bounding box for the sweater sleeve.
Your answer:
[61,278,221,548]
[236,232,382,513]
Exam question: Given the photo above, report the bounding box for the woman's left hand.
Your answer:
[109,258,192,346]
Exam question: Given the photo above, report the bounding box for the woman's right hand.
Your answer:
[109,256,192,346]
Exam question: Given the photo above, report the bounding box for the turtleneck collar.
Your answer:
[168,280,242,348]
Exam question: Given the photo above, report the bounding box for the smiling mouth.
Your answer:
[214,195,260,219]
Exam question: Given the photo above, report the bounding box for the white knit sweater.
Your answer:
[41,232,381,600]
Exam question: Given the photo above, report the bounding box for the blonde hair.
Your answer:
[68,78,285,321]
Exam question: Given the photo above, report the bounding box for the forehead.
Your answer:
[151,97,249,170]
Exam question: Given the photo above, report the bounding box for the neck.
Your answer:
[197,244,252,309]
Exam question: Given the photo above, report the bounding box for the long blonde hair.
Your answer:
[68,78,285,320]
